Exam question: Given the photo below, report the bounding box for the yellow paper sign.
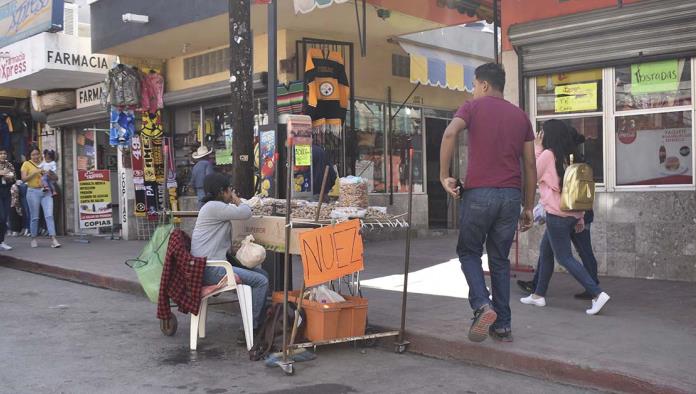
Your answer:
[555,82,598,113]
[295,145,311,166]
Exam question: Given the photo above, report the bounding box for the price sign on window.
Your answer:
[555,82,598,113]
[295,145,311,166]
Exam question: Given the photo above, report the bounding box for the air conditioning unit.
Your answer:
[63,2,79,36]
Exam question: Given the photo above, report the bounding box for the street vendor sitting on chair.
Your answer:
[190,172,269,333]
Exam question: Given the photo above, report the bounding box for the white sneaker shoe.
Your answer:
[51,238,61,248]
[0,242,12,250]
[586,292,610,315]
[520,294,546,307]
[30,239,38,248]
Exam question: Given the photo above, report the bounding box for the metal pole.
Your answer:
[387,87,393,205]
[282,136,293,364]
[397,146,414,345]
[268,0,277,125]
[494,0,499,64]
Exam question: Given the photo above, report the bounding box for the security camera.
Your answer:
[122,13,149,24]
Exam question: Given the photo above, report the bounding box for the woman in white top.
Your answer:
[190,173,269,330]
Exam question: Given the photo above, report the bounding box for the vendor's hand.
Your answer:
[230,190,242,206]
[575,221,585,233]
[440,177,460,199]
[519,208,533,232]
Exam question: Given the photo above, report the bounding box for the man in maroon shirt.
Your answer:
[440,63,536,343]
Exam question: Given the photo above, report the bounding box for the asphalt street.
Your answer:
[0,267,601,394]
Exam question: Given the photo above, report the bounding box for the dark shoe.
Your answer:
[468,304,497,343]
[517,280,534,294]
[489,327,514,343]
[574,291,594,300]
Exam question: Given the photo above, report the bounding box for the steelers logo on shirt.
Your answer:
[320,82,335,97]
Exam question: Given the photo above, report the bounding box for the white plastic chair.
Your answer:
[190,260,254,351]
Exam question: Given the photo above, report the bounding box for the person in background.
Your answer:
[190,173,269,334]
[39,149,58,196]
[189,145,214,209]
[519,120,609,315]
[0,148,16,250]
[21,147,60,248]
[440,63,537,343]
[517,128,599,300]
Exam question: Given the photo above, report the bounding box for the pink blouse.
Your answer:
[535,144,584,221]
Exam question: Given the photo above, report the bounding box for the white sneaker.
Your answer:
[30,239,38,248]
[586,292,610,315]
[51,238,61,248]
[0,242,12,250]
[520,294,546,307]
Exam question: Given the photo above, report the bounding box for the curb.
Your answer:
[1,255,689,394]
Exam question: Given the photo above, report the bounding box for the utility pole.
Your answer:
[229,0,254,198]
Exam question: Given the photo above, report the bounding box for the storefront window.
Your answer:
[536,69,603,116]
[389,105,424,193]
[537,116,604,183]
[354,100,386,193]
[615,59,691,111]
[615,111,692,186]
[75,129,97,171]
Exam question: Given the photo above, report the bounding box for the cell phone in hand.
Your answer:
[455,179,464,197]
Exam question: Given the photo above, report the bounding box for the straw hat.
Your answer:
[192,145,213,159]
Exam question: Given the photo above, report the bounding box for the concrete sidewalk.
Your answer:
[1,233,694,393]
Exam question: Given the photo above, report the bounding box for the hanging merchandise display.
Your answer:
[277,81,305,115]
[164,137,179,212]
[131,134,147,217]
[304,48,350,136]
[109,108,135,148]
[0,113,13,153]
[140,71,165,114]
[102,64,141,108]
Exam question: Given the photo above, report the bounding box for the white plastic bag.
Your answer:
[309,285,346,304]
[235,235,266,269]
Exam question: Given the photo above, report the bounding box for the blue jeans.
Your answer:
[196,188,205,209]
[203,265,269,329]
[531,222,599,289]
[535,214,602,298]
[457,188,521,330]
[27,188,56,237]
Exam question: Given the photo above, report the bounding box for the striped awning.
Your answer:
[294,0,349,14]
[410,53,477,92]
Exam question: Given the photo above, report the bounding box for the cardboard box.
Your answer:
[232,216,313,255]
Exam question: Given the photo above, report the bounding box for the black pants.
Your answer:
[0,189,11,244]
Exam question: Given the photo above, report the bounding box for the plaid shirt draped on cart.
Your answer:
[157,229,207,321]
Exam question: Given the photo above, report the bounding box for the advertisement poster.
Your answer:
[0,0,63,47]
[631,60,679,94]
[616,127,692,185]
[78,170,112,229]
[287,115,313,195]
[258,130,275,196]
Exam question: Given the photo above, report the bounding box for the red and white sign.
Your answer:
[78,170,113,229]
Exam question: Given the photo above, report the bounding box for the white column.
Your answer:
[117,147,135,240]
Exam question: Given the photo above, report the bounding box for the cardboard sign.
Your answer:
[78,170,112,229]
[631,59,679,94]
[299,219,364,287]
[555,82,598,113]
[295,144,311,166]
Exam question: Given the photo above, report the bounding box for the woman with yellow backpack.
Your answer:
[519,119,610,315]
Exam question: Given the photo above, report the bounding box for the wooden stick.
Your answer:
[314,165,330,223]
[289,281,306,346]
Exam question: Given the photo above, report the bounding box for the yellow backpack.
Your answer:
[560,155,595,211]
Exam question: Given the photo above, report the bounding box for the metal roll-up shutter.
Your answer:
[509,0,696,76]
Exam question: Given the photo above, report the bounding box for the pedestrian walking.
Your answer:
[520,120,609,315]
[0,148,16,250]
[189,145,214,209]
[517,128,599,300]
[440,63,537,343]
[21,147,60,248]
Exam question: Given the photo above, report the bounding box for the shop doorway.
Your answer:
[425,117,450,228]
